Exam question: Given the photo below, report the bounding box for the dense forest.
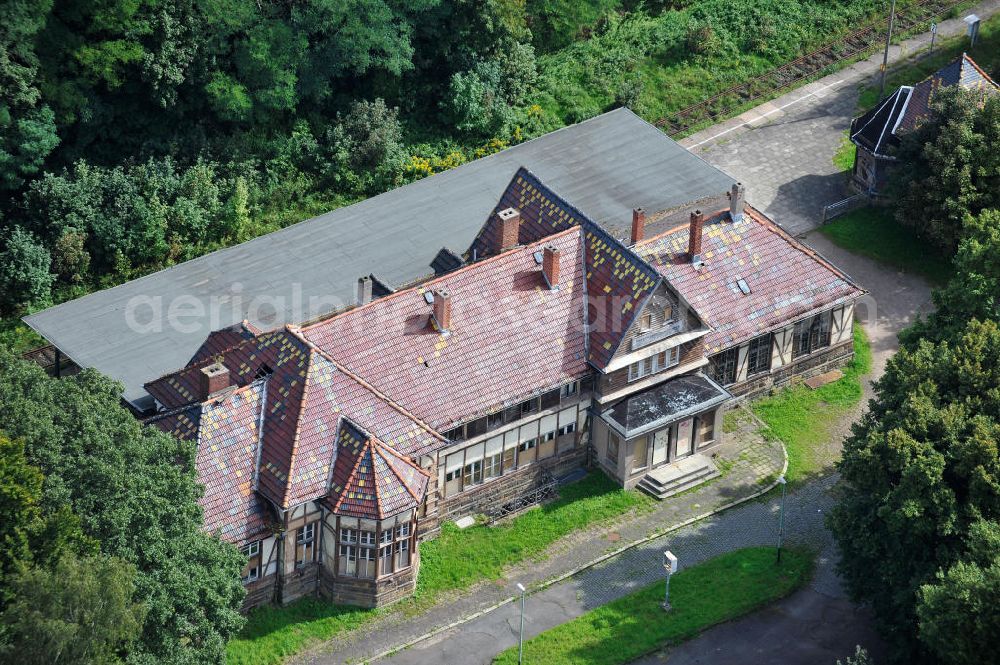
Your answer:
[0,0,896,351]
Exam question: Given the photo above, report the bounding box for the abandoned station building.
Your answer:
[24,110,864,610]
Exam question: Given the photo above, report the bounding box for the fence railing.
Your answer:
[822,193,871,224]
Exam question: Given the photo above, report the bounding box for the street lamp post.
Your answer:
[516,582,526,664]
[776,475,787,564]
[662,551,678,611]
[879,0,898,99]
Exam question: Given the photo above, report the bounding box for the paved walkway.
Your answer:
[298,424,783,664]
[683,0,1000,236]
[383,474,865,665]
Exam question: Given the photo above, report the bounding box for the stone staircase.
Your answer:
[636,453,720,500]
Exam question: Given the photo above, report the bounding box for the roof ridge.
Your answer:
[962,52,1000,89]
[329,433,370,516]
[302,225,581,333]
[372,442,430,505]
[633,208,730,247]
[280,347,317,508]
[286,326,447,443]
[146,327,280,388]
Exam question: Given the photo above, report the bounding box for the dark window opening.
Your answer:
[792,312,832,359]
[466,417,487,438]
[746,334,772,376]
[709,348,738,386]
[540,389,560,410]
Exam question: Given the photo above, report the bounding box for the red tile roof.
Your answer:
[188,320,261,365]
[302,228,589,432]
[466,168,661,369]
[146,327,442,511]
[146,382,272,544]
[634,207,865,353]
[321,420,430,520]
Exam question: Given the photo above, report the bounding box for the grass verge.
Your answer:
[492,546,815,665]
[226,471,654,665]
[820,207,953,284]
[832,131,857,173]
[857,11,1000,111]
[752,323,872,485]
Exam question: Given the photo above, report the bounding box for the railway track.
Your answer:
[656,0,967,137]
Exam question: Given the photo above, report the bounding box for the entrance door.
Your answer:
[674,418,695,459]
[651,429,669,466]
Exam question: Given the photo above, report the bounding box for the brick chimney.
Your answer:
[496,208,521,253]
[356,275,373,305]
[630,208,646,245]
[688,210,705,263]
[200,362,230,399]
[432,288,452,334]
[542,244,560,289]
[729,182,746,222]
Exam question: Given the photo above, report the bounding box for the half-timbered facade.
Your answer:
[146,167,865,609]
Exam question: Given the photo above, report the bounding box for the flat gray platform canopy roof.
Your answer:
[25,108,734,409]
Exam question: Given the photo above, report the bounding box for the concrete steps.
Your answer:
[637,455,720,500]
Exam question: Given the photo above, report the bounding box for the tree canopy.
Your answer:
[0,347,246,663]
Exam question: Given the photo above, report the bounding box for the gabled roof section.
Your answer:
[465,167,663,370]
[635,207,865,353]
[322,419,429,520]
[188,320,262,365]
[469,167,592,258]
[146,382,272,544]
[302,227,589,431]
[145,327,443,509]
[584,223,662,368]
[851,53,999,157]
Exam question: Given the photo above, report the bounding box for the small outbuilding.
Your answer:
[849,53,998,196]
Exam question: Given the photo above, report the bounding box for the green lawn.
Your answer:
[752,324,872,485]
[820,207,953,284]
[226,472,654,665]
[832,131,856,173]
[493,547,815,665]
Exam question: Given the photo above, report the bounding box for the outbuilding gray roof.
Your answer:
[24,108,734,409]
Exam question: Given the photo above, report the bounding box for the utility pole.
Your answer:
[879,0,898,99]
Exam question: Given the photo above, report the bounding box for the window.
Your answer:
[339,545,357,576]
[485,451,502,479]
[606,433,620,468]
[360,530,376,546]
[379,545,393,573]
[557,422,576,436]
[443,426,464,442]
[340,528,358,544]
[396,523,411,539]
[639,312,652,332]
[241,540,262,583]
[295,523,316,568]
[747,334,772,376]
[487,411,504,429]
[541,388,561,410]
[560,382,578,398]
[632,436,648,473]
[463,459,483,487]
[698,412,715,444]
[792,312,832,359]
[466,416,487,438]
[395,539,411,569]
[380,528,393,545]
[358,546,375,578]
[709,348,738,385]
[627,346,681,382]
[503,404,521,423]
[517,438,537,466]
[520,398,539,416]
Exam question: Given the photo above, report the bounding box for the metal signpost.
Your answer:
[662,551,678,611]
[930,22,937,52]
[516,582,526,664]
[776,476,787,564]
